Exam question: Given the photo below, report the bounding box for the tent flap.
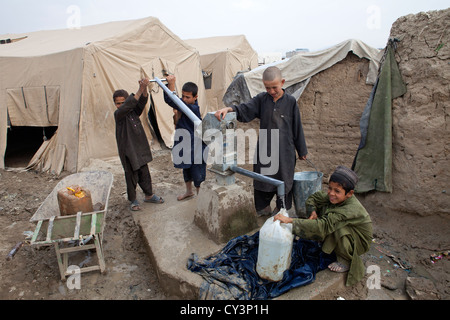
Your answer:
[26,132,66,176]
[141,58,179,148]
[7,86,59,126]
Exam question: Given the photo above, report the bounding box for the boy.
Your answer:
[274,166,373,286]
[164,75,207,201]
[215,66,308,216]
[114,78,164,211]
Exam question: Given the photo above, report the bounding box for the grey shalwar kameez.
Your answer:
[114,93,153,202]
[231,91,307,208]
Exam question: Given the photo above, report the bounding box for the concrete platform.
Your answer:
[133,189,346,300]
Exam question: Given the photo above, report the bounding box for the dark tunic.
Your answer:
[114,94,153,172]
[231,91,307,193]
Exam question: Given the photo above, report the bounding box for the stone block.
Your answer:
[195,179,257,244]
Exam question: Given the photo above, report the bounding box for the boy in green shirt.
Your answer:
[274,166,372,286]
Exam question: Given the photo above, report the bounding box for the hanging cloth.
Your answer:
[352,40,407,193]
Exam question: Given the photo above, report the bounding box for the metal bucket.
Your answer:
[293,161,323,218]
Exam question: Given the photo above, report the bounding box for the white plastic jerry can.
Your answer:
[256,209,294,282]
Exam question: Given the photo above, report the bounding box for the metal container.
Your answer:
[293,171,323,218]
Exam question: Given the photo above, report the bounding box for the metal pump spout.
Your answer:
[229,165,285,199]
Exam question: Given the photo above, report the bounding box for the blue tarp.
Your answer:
[187,232,336,300]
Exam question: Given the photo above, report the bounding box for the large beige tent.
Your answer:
[185,35,258,110]
[0,17,206,174]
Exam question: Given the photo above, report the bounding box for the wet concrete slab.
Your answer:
[133,189,345,300]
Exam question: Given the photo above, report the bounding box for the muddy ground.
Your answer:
[0,152,170,300]
[0,150,449,300]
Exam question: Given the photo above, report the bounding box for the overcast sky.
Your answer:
[1,0,448,54]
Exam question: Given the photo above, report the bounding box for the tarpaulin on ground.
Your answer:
[187,232,336,300]
[353,40,407,193]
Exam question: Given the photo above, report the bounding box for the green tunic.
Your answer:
[292,191,372,286]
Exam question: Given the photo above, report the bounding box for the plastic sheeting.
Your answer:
[187,232,336,300]
[243,39,382,99]
[222,39,381,108]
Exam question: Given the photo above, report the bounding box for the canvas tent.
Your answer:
[0,17,206,174]
[223,39,382,107]
[185,35,258,110]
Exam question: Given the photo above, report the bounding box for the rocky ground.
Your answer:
[0,150,448,301]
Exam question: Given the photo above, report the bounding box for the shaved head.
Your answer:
[262,66,285,102]
[263,66,282,82]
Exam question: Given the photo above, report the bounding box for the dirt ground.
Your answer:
[0,152,170,300]
[1,150,449,300]
[321,202,450,300]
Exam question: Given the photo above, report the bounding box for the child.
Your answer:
[215,66,308,216]
[114,78,164,211]
[164,75,207,201]
[274,166,373,286]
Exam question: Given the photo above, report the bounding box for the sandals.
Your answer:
[130,200,141,211]
[144,194,165,204]
[328,262,349,273]
[130,194,164,211]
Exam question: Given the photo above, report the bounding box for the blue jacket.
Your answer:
[164,92,206,169]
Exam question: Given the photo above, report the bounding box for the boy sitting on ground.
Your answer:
[274,166,372,286]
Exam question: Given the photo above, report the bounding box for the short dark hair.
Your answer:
[113,90,129,101]
[182,82,198,97]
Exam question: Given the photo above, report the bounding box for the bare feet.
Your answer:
[328,262,349,273]
[177,193,195,201]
